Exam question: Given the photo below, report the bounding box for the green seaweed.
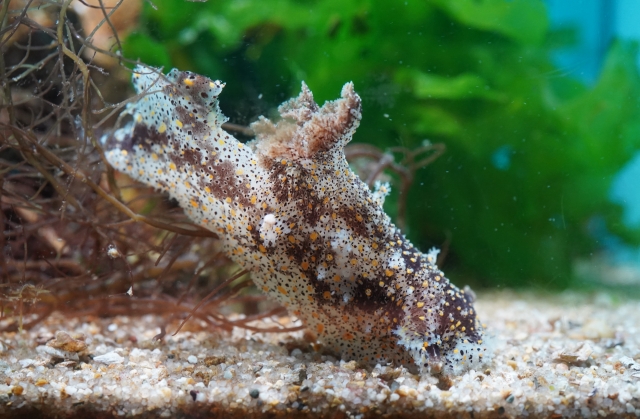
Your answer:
[122,0,640,289]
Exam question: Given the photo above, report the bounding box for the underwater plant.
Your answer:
[102,66,487,374]
[125,0,640,289]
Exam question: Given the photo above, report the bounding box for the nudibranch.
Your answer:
[102,66,487,374]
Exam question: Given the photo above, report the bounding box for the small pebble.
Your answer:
[390,380,400,392]
[93,351,124,365]
[223,370,233,379]
[249,389,260,399]
[187,355,198,364]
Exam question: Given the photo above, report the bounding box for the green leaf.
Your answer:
[122,32,171,69]
[410,106,462,137]
[397,69,502,101]
[432,0,548,45]
[562,41,640,167]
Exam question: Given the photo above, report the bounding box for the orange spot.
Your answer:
[259,245,267,253]
[316,324,325,334]
[350,259,357,265]
[190,200,198,207]
[326,254,333,261]
[225,197,232,203]
[343,332,354,340]
[251,196,257,205]
[288,235,296,244]
[169,162,177,171]
[385,269,393,277]
[323,291,331,300]
[301,262,309,270]
[310,232,318,241]
[372,260,379,267]
[277,286,288,296]
[333,275,341,282]
[356,214,363,222]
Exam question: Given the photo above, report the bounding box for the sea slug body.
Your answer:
[102,66,487,374]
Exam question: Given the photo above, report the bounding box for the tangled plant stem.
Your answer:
[0,1,445,344]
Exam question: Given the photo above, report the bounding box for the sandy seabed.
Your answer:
[0,290,638,418]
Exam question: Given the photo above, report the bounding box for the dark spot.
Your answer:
[249,389,260,399]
